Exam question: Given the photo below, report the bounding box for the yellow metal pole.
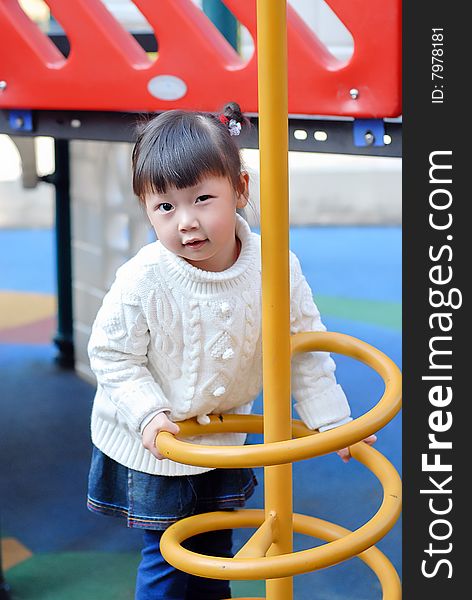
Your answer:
[256,1,292,599]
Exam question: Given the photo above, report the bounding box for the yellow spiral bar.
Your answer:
[223,510,401,599]
[156,331,402,468]
[160,442,401,582]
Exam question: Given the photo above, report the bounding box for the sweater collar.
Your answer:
[159,214,258,293]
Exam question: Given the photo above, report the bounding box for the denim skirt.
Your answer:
[87,446,258,530]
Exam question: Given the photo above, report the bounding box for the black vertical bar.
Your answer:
[52,139,74,368]
[0,522,12,600]
[404,2,466,597]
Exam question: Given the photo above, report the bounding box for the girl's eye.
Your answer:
[196,195,212,203]
[157,203,174,213]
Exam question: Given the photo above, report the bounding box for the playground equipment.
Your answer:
[154,2,402,599]
[0,0,400,116]
[158,334,402,598]
[0,0,401,155]
[0,1,402,597]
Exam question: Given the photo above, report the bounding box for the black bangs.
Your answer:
[132,111,241,201]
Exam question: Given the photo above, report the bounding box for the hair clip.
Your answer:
[228,119,241,136]
[218,114,241,136]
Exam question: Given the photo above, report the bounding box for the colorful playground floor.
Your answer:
[0,225,401,599]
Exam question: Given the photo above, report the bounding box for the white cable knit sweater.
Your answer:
[88,215,351,476]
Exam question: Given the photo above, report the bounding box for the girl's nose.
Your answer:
[178,211,199,232]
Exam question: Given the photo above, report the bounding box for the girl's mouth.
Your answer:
[184,239,207,250]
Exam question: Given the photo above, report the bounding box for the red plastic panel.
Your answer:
[0,0,401,117]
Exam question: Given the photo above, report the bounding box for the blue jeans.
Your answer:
[87,447,257,530]
[135,528,233,600]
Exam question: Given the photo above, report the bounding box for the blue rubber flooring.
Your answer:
[0,226,401,599]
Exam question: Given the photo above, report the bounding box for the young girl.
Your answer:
[86,103,375,600]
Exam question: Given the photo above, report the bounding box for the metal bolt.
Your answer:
[0,80,7,92]
[71,119,81,128]
[364,131,375,145]
[349,88,359,100]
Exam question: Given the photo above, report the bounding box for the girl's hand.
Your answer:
[336,434,377,463]
[142,412,180,460]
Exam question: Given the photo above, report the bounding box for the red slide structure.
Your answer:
[0,0,401,118]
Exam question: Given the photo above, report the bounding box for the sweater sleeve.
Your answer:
[289,252,352,431]
[88,268,173,433]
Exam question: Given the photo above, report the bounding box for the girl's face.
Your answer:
[145,174,249,272]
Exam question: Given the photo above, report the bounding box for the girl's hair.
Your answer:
[132,102,250,203]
